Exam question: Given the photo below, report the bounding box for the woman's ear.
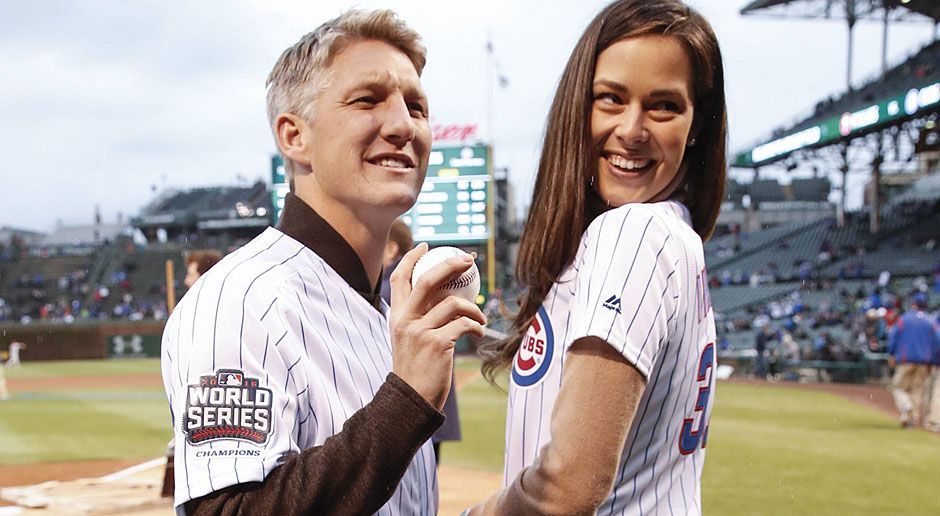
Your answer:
[688,112,702,147]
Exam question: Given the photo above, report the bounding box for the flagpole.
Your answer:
[486,30,494,145]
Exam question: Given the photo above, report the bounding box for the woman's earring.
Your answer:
[589,175,595,187]
[687,137,696,148]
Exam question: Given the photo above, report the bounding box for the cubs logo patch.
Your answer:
[511,306,555,388]
[184,368,273,445]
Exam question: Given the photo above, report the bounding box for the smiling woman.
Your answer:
[472,1,727,514]
[591,35,696,206]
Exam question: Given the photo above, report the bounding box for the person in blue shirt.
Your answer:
[888,293,940,428]
[923,296,940,433]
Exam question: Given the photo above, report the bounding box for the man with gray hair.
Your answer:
[161,9,486,515]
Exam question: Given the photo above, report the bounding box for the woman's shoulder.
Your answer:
[587,200,691,238]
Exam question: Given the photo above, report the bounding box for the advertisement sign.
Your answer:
[734,81,940,168]
[108,334,162,359]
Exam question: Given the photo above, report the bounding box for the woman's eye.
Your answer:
[354,96,377,105]
[595,92,621,105]
[653,101,680,112]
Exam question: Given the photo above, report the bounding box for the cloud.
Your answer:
[0,0,935,230]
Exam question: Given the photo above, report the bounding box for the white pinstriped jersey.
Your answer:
[504,200,717,516]
[161,227,436,515]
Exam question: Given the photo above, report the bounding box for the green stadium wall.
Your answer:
[0,321,165,361]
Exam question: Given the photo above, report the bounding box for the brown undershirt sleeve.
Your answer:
[185,373,444,516]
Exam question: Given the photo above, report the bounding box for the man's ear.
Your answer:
[275,113,311,168]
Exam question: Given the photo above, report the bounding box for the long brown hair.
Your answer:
[480,0,727,383]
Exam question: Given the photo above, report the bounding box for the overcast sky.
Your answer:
[0,0,935,233]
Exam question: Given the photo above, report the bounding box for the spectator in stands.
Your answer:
[183,249,222,289]
[888,293,940,429]
[718,335,730,352]
[878,270,891,289]
[812,332,829,359]
[818,331,844,361]
[781,331,800,361]
[380,219,412,305]
[720,270,731,286]
[798,261,812,282]
[755,325,774,379]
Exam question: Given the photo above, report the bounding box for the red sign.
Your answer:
[432,123,478,142]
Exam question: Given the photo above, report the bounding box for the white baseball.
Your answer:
[411,246,480,303]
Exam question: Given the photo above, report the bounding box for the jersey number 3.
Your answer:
[678,343,714,455]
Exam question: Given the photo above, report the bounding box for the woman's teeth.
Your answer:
[608,155,651,170]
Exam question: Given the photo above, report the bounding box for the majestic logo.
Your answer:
[603,295,622,314]
[184,369,273,445]
[511,306,555,388]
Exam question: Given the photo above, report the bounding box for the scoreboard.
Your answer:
[270,155,288,223]
[271,145,492,243]
[402,144,491,243]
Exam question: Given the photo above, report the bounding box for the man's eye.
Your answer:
[354,96,377,105]
[408,103,427,117]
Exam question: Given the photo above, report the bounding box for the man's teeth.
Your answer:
[378,158,409,168]
[608,155,651,170]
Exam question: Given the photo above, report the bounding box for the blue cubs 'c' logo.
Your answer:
[511,306,554,388]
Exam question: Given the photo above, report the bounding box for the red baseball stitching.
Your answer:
[442,265,477,290]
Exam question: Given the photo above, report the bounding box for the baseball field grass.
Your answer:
[442,357,508,472]
[702,382,940,515]
[1,359,169,465]
[2,358,939,515]
[443,360,940,515]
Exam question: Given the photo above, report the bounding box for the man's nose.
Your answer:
[380,95,416,146]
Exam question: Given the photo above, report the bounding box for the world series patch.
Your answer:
[184,369,273,445]
[511,305,555,388]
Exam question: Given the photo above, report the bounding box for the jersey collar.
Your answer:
[276,192,383,311]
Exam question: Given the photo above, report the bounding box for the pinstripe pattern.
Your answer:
[161,227,436,514]
[503,201,716,515]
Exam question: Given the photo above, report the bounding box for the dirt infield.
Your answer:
[7,374,164,392]
[1,459,500,514]
[454,368,481,391]
[0,459,145,489]
[439,465,500,513]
